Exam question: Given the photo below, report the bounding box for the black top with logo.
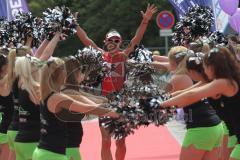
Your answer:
[8,78,20,131]
[208,97,235,136]
[183,99,221,129]
[222,88,240,143]
[38,92,67,154]
[0,92,14,134]
[15,89,40,142]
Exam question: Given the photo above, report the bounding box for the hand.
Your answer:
[104,110,120,119]
[73,12,79,25]
[141,4,158,22]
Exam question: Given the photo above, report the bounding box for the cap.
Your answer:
[105,31,122,40]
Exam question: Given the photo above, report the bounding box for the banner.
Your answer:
[0,0,8,18]
[0,0,29,20]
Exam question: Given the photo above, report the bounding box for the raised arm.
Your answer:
[124,4,157,56]
[39,32,61,61]
[34,40,49,58]
[75,13,102,51]
[76,25,101,50]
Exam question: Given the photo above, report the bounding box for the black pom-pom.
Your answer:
[43,6,77,40]
[75,46,107,87]
[172,5,214,46]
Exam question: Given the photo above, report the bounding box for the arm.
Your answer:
[153,55,169,62]
[39,32,61,61]
[76,25,101,51]
[48,93,118,118]
[151,61,170,72]
[78,90,108,103]
[124,4,157,56]
[62,89,107,104]
[34,40,49,58]
[171,81,205,97]
[74,12,102,51]
[161,79,232,108]
[25,36,33,48]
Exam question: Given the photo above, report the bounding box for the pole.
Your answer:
[165,36,168,55]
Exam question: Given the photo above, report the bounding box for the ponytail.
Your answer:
[7,49,16,88]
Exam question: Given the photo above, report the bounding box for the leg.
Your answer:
[203,147,222,160]
[100,126,113,160]
[0,144,11,160]
[226,135,238,160]
[229,144,240,160]
[180,144,206,160]
[7,130,18,160]
[115,138,126,160]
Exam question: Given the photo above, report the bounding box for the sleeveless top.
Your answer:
[183,98,221,129]
[0,92,14,134]
[208,97,235,136]
[60,88,84,148]
[8,78,20,130]
[38,92,67,154]
[222,87,240,143]
[15,89,40,142]
[102,51,126,95]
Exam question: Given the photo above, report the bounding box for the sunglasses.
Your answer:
[107,39,121,43]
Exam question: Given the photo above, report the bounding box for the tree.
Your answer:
[28,0,174,57]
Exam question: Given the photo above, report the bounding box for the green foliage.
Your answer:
[28,0,174,57]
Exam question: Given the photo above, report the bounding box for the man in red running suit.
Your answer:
[76,4,157,160]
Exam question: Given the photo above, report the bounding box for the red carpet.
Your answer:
[80,120,180,160]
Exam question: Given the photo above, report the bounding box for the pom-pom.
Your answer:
[172,5,214,46]
[43,6,77,40]
[75,46,107,86]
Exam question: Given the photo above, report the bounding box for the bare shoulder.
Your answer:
[171,74,192,83]
[47,93,74,113]
[170,74,193,91]
[211,79,239,95]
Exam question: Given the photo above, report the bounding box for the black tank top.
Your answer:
[222,88,240,143]
[15,89,40,142]
[183,99,221,129]
[67,122,83,148]
[60,88,84,148]
[208,97,235,136]
[38,92,67,154]
[0,92,14,134]
[8,78,19,131]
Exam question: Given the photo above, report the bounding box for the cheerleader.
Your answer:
[63,56,110,160]
[0,52,15,160]
[32,57,118,160]
[161,47,240,160]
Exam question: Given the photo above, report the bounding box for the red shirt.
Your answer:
[102,51,127,96]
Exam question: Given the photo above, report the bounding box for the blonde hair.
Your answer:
[15,56,40,101]
[7,49,17,88]
[8,46,31,88]
[40,57,65,101]
[17,46,32,56]
[168,46,188,74]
